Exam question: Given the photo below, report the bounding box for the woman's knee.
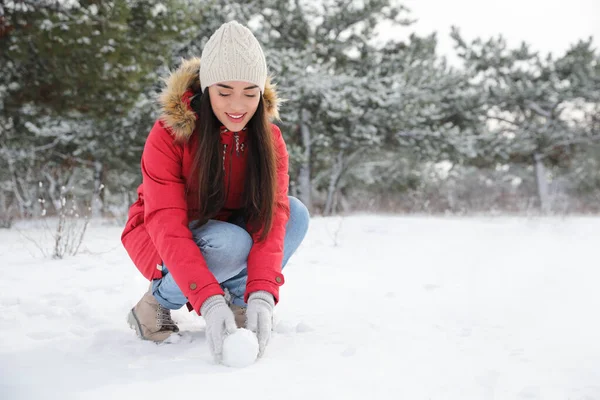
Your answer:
[288,196,310,235]
[192,220,253,262]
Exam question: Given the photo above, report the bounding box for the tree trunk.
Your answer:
[534,153,550,213]
[338,189,351,213]
[42,170,60,214]
[324,150,345,215]
[91,160,105,218]
[297,108,312,212]
[7,156,33,217]
[0,190,14,228]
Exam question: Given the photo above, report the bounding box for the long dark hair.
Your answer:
[190,90,277,241]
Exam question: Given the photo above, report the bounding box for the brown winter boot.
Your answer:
[127,288,179,342]
[230,304,247,329]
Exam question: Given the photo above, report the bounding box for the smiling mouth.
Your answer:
[226,112,246,122]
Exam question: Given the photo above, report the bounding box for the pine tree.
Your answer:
[452,28,600,211]
[0,0,193,218]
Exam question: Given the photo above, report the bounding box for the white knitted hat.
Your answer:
[200,20,268,93]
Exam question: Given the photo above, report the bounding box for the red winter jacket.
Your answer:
[121,58,289,314]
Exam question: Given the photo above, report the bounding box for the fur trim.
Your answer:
[158,57,280,142]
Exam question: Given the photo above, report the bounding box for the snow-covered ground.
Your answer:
[1,215,599,400]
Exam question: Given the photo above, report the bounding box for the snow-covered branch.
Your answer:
[526,101,552,119]
[540,134,600,158]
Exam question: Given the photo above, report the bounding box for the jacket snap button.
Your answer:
[189,283,197,290]
[275,276,282,284]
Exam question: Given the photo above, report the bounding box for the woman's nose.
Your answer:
[228,94,247,111]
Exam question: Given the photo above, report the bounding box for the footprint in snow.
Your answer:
[274,320,314,334]
[340,346,356,357]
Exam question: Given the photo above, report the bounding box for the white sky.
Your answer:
[382,0,600,65]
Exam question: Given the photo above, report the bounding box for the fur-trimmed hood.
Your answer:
[158,57,280,142]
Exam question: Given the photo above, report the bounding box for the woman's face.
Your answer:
[208,81,261,132]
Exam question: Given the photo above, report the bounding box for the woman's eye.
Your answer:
[218,92,256,98]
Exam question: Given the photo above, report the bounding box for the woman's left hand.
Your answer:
[246,291,275,356]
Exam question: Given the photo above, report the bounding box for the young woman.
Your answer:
[121,21,310,361]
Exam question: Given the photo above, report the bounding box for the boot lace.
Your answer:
[156,304,178,330]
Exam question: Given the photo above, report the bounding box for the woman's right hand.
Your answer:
[200,295,237,362]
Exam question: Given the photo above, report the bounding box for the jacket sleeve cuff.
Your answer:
[244,274,284,304]
[187,282,225,315]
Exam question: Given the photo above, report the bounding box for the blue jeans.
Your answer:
[152,196,309,308]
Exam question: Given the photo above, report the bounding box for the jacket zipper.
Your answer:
[225,140,234,199]
[234,132,240,156]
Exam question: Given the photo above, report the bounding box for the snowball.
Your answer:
[222,328,259,368]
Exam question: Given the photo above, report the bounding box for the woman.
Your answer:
[121,20,310,362]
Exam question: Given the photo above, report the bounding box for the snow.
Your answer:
[1,215,599,399]
[222,328,259,368]
[151,3,167,18]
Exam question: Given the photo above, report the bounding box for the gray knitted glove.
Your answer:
[246,291,275,357]
[200,295,237,362]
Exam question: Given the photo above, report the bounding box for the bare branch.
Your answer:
[16,227,48,258]
[53,152,95,167]
[32,137,62,152]
[487,115,520,127]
